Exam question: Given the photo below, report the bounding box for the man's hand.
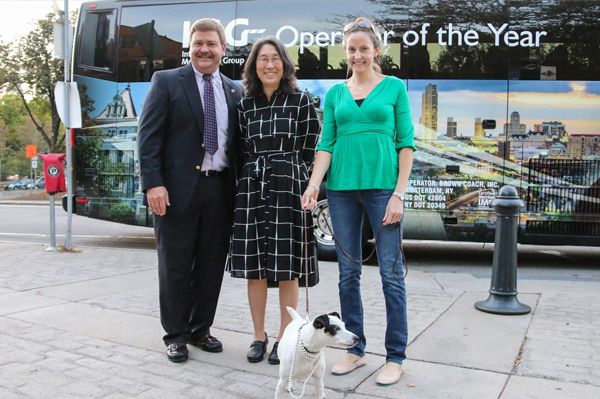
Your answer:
[147,186,170,216]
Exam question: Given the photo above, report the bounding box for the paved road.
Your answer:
[0,203,154,249]
[1,204,599,270]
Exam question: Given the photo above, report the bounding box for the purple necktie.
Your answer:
[202,74,218,155]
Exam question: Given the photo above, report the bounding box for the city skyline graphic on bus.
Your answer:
[74,73,599,240]
[80,76,600,142]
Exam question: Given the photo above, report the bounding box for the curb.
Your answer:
[0,200,60,206]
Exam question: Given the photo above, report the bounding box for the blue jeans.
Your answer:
[327,189,408,364]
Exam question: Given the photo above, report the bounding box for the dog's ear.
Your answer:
[328,311,341,319]
[313,314,329,329]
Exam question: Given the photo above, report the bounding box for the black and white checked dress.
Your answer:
[226,91,320,281]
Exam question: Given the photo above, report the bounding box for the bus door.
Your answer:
[73,2,119,220]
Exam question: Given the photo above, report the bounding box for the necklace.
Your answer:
[286,323,322,399]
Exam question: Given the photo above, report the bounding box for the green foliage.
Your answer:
[29,97,52,120]
[3,149,30,178]
[75,132,105,172]
[17,13,64,99]
[0,95,26,132]
[107,202,135,222]
[0,10,79,154]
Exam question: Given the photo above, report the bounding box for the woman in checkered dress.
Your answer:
[226,37,320,364]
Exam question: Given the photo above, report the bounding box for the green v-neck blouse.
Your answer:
[316,76,416,190]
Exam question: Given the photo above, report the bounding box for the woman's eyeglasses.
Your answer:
[257,55,282,65]
[343,19,375,33]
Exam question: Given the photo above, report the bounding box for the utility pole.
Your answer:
[63,0,73,250]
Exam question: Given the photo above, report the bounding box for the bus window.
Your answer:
[509,1,600,81]
[236,0,405,80]
[78,10,116,72]
[117,2,237,82]
[408,0,510,80]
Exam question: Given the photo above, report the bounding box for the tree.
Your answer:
[0,12,74,154]
[0,94,27,179]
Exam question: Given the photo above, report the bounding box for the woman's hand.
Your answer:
[382,195,404,225]
[301,184,319,210]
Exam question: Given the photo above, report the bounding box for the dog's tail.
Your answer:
[286,306,303,321]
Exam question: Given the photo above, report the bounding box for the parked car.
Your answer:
[35,176,45,189]
[4,178,34,190]
[4,180,20,190]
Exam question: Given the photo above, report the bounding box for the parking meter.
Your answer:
[39,153,67,194]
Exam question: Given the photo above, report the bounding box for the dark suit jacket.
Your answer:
[137,64,243,215]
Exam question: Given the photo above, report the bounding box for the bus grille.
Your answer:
[526,159,600,215]
[526,220,600,236]
[527,159,600,186]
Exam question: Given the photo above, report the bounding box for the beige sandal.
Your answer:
[375,362,404,385]
[331,353,367,375]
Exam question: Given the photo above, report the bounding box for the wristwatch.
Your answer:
[392,191,405,201]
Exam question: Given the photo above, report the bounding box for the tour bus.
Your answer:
[71,0,600,259]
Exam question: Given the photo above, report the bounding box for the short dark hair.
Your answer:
[243,36,299,97]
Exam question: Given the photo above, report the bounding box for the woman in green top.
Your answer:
[302,17,415,386]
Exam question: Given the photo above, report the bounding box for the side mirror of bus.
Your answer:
[482,119,496,129]
[61,195,77,214]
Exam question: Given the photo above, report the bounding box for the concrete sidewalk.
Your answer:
[0,240,598,398]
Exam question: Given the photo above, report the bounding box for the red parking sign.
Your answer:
[25,144,37,158]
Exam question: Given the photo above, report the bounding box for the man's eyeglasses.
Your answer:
[343,19,375,33]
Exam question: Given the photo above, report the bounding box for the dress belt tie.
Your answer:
[248,151,299,201]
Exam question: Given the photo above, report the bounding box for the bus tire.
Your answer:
[316,239,338,261]
[312,184,374,262]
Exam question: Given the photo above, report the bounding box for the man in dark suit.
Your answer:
[138,18,243,362]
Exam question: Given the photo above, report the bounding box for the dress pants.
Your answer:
[154,173,232,346]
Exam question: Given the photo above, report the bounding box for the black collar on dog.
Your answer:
[297,323,322,359]
[302,344,320,355]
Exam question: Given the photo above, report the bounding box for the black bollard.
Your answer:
[475,185,531,315]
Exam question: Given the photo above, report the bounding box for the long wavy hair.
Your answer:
[243,36,299,97]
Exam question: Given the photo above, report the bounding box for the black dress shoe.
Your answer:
[268,341,280,365]
[166,343,188,363]
[247,333,268,363]
[190,334,223,353]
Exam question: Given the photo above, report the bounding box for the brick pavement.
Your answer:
[0,240,599,398]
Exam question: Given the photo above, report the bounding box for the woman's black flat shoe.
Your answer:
[247,333,268,363]
[268,341,280,365]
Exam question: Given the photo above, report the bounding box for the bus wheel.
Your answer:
[312,199,337,261]
[311,198,374,262]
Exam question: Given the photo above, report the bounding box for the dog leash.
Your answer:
[323,211,408,278]
[303,208,310,316]
[282,204,318,398]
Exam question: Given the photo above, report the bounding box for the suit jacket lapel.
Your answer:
[180,64,204,134]
[220,73,239,147]
[221,74,237,110]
